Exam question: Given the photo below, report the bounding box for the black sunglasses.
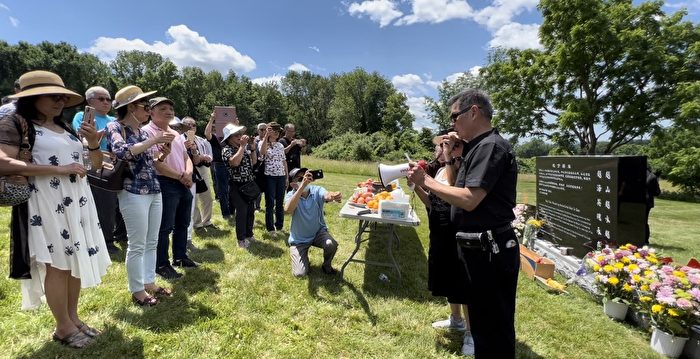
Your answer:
[450,105,479,122]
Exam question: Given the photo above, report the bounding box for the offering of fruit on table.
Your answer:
[366,191,393,210]
[350,187,374,205]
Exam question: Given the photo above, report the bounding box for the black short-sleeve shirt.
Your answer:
[451,129,517,232]
[279,136,301,170]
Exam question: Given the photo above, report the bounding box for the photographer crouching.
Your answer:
[284,168,342,277]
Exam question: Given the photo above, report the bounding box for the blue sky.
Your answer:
[1,0,698,129]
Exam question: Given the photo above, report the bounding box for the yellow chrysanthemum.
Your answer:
[608,277,620,285]
[652,304,664,313]
[648,257,658,264]
[644,270,654,277]
[680,278,690,286]
[640,296,652,302]
[593,264,601,272]
[614,262,624,270]
[622,257,631,264]
[673,270,686,278]
[623,284,633,292]
[604,265,614,273]
[641,285,650,292]
[596,255,605,262]
[634,253,642,259]
[632,274,641,282]
[667,308,680,317]
[627,264,639,271]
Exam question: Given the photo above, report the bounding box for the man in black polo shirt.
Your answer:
[408,89,518,358]
[279,123,305,170]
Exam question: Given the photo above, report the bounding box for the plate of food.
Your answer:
[348,202,367,208]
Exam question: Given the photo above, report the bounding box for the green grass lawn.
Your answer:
[0,157,697,358]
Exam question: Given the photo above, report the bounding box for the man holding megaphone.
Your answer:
[407,89,519,359]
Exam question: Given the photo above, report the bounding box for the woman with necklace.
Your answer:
[0,70,110,348]
[105,86,175,307]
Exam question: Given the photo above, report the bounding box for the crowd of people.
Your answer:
[1,70,518,358]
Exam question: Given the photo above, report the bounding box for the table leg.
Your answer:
[340,220,369,278]
[387,224,402,282]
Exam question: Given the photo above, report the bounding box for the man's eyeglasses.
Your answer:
[90,96,111,102]
[135,103,151,112]
[450,105,479,122]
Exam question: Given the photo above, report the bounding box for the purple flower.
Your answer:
[676,298,693,309]
[689,288,700,302]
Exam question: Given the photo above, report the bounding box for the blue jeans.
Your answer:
[156,177,193,267]
[119,191,162,293]
[212,162,231,217]
[265,175,286,231]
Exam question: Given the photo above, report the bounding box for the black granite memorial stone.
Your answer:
[536,156,647,257]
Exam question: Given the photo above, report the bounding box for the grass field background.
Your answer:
[0,156,697,358]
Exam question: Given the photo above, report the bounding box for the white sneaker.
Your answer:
[461,331,475,356]
[237,239,250,248]
[246,236,257,243]
[432,315,466,331]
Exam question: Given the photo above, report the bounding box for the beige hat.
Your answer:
[10,70,83,107]
[113,85,156,109]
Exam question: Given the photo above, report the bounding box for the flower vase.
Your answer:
[523,225,537,249]
[650,326,688,358]
[603,299,628,321]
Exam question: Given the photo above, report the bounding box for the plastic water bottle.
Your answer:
[82,138,91,170]
[378,273,389,283]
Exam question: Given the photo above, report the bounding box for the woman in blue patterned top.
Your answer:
[258,121,288,237]
[221,123,258,248]
[105,85,175,306]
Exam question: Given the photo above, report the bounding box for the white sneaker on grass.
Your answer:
[461,331,475,356]
[431,315,466,331]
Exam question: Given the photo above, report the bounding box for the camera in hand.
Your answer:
[310,169,323,180]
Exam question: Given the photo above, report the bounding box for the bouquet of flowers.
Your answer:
[512,204,541,247]
[637,264,700,336]
[585,244,659,304]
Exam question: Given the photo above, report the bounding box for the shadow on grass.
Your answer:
[107,242,128,263]
[301,268,377,325]
[113,287,217,332]
[194,225,232,239]
[434,334,544,358]
[176,267,221,295]
[248,240,285,259]
[18,324,144,359]
[354,224,432,302]
[191,242,225,263]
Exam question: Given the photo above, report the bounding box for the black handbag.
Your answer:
[87,123,131,192]
[238,180,261,203]
[0,114,32,207]
[193,167,208,194]
[254,159,266,192]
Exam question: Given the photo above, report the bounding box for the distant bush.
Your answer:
[517,157,536,174]
[312,130,432,162]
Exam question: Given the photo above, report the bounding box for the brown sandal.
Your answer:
[52,330,93,349]
[132,294,158,306]
[77,322,101,338]
[147,287,173,297]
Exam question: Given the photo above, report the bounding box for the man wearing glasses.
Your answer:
[72,86,123,254]
[408,89,519,358]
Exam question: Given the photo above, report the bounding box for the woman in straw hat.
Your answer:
[105,85,175,306]
[221,123,258,248]
[0,70,111,348]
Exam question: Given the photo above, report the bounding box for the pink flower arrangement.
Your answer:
[584,244,659,304]
[637,264,700,336]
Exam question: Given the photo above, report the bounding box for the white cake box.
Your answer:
[379,200,410,220]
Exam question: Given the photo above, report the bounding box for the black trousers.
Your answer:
[457,229,520,359]
[90,185,118,245]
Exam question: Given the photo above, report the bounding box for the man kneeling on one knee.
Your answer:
[285,168,342,277]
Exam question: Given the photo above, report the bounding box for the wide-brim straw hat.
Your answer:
[113,85,157,109]
[9,70,83,107]
[222,123,247,143]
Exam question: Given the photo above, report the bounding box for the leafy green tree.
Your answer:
[281,71,335,147]
[328,68,393,135]
[514,138,554,158]
[647,126,700,195]
[381,92,414,133]
[483,0,699,154]
[426,71,484,132]
[252,82,287,124]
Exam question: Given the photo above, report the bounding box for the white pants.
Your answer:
[119,191,162,293]
[192,165,214,227]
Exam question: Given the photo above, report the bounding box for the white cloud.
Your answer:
[0,3,9,11]
[489,23,542,50]
[444,72,464,83]
[468,66,481,77]
[348,0,403,27]
[251,74,284,86]
[395,0,473,26]
[406,96,435,129]
[308,46,320,53]
[87,25,256,73]
[472,0,538,31]
[9,15,18,27]
[391,74,425,95]
[288,63,310,72]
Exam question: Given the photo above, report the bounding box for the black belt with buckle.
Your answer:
[455,224,513,251]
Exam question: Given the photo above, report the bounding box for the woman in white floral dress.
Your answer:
[0,71,110,349]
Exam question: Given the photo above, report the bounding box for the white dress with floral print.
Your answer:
[21,125,111,309]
